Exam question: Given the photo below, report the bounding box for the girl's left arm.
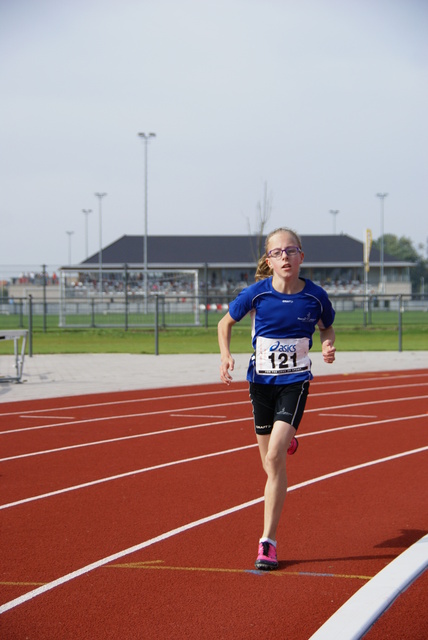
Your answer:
[318,323,336,364]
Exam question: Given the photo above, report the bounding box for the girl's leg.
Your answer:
[256,420,296,541]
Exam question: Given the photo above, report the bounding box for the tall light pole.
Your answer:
[95,193,107,294]
[138,132,156,312]
[376,193,388,293]
[66,231,74,265]
[82,209,92,259]
[329,210,339,234]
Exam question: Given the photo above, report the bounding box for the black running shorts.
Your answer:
[249,380,310,435]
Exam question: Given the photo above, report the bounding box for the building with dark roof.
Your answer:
[73,233,413,296]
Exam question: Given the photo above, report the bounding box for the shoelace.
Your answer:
[261,541,273,558]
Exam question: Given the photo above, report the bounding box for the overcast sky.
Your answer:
[1,0,427,270]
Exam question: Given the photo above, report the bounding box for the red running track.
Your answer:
[1,370,427,639]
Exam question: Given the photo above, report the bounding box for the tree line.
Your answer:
[373,234,428,294]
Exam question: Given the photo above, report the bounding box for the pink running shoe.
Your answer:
[255,541,278,571]
[287,436,299,455]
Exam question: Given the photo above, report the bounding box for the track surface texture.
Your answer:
[1,369,427,639]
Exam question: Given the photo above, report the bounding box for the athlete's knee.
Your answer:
[264,447,287,475]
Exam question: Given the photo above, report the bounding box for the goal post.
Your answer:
[59,266,200,327]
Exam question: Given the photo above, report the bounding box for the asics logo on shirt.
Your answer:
[269,341,297,353]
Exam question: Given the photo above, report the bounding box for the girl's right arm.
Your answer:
[218,311,237,385]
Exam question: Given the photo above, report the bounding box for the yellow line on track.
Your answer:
[105,561,372,581]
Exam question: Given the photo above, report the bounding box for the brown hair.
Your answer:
[255,227,303,281]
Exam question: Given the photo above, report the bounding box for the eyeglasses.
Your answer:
[267,246,301,259]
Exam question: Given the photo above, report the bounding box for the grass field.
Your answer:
[1,324,427,355]
[1,307,427,354]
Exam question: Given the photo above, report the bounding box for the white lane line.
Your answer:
[169,413,227,418]
[298,413,428,440]
[312,382,428,398]
[318,413,378,418]
[0,443,256,510]
[1,446,426,615]
[0,399,250,435]
[2,392,428,440]
[308,534,428,640]
[0,496,263,615]
[2,411,427,464]
[0,417,250,463]
[2,432,427,512]
[1,387,427,435]
[1,375,425,418]
[313,373,428,387]
[0,388,246,417]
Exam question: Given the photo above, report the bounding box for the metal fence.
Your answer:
[1,292,427,355]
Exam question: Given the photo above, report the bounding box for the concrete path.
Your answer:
[1,351,427,402]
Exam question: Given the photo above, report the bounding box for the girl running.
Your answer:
[218,227,336,570]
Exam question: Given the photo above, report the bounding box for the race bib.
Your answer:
[255,337,310,375]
